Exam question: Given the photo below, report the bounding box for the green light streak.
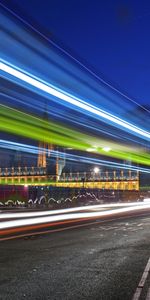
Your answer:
[1,105,90,150]
[99,149,150,166]
[1,105,150,166]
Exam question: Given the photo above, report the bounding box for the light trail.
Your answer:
[1,105,150,166]
[2,88,149,149]
[1,1,150,117]
[0,202,148,219]
[1,211,150,241]
[1,61,150,140]
[0,104,90,151]
[0,139,150,172]
[0,203,150,230]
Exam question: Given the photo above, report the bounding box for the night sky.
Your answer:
[2,0,150,107]
[1,0,150,174]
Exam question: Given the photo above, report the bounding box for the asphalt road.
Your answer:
[0,214,150,300]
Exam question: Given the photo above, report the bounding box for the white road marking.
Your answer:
[132,288,142,300]
[146,288,150,300]
[132,258,150,300]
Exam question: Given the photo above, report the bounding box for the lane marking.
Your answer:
[146,288,150,300]
[0,211,150,242]
[132,288,142,300]
[132,258,150,300]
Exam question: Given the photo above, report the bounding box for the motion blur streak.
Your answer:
[0,202,149,219]
[0,219,87,237]
[1,139,150,173]
[1,105,150,166]
[1,203,150,230]
[1,1,149,117]
[1,61,150,140]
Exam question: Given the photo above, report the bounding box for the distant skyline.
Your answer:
[1,0,150,108]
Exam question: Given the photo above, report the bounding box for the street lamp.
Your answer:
[93,167,100,184]
[94,167,100,174]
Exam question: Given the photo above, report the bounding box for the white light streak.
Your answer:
[143,198,150,203]
[1,61,150,140]
[0,139,150,173]
[0,203,150,230]
[1,202,144,219]
[102,147,111,152]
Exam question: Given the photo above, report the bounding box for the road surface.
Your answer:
[0,213,150,300]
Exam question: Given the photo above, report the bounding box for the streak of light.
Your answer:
[2,92,148,148]
[0,203,150,230]
[143,198,150,202]
[0,202,149,219]
[0,139,150,173]
[1,105,150,166]
[1,2,150,116]
[1,60,150,140]
[1,212,150,241]
[102,147,111,152]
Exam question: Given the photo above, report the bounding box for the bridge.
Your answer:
[0,167,139,190]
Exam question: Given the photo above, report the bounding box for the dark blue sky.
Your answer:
[2,0,150,107]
